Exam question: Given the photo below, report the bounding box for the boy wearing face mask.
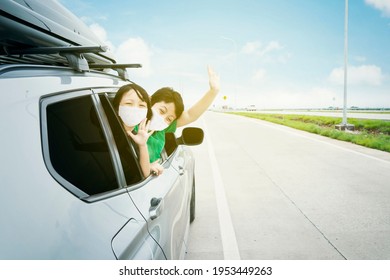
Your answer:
[147,66,220,174]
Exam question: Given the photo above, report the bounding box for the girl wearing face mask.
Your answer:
[147,66,220,173]
[112,83,156,177]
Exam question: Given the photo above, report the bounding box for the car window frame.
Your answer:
[91,87,186,187]
[95,89,146,180]
[40,88,145,201]
[88,88,162,193]
[92,88,180,167]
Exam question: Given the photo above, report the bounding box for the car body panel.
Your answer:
[0,65,197,259]
[0,70,139,259]
[111,217,164,260]
[128,153,190,260]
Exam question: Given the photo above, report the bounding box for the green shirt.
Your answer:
[146,120,177,163]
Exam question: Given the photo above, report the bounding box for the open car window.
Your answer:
[99,92,145,184]
[42,90,144,199]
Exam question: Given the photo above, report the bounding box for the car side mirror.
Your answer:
[176,127,204,146]
[164,127,204,157]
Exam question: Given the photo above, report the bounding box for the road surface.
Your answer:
[185,111,390,260]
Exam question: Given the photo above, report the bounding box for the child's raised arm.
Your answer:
[177,66,220,127]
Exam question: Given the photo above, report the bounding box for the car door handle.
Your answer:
[149,197,163,220]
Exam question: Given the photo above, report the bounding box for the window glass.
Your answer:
[46,95,118,195]
[99,94,143,184]
[164,132,178,157]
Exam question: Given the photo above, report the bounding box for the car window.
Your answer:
[44,95,121,196]
[99,93,143,184]
[164,132,178,158]
[101,91,178,164]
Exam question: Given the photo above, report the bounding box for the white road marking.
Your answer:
[202,119,241,260]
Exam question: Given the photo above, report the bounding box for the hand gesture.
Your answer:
[208,66,220,93]
[127,118,154,147]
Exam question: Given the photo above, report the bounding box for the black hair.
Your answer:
[151,87,184,119]
[112,83,152,120]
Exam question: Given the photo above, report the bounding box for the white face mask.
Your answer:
[149,108,169,131]
[118,105,147,127]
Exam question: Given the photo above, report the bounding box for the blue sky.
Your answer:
[59,0,390,109]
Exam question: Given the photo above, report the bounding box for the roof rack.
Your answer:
[89,63,142,80]
[1,45,142,79]
[2,45,108,55]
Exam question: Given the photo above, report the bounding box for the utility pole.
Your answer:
[336,0,355,131]
[343,0,348,125]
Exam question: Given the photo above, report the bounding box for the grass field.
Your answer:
[228,112,390,153]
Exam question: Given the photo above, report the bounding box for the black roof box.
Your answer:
[0,0,116,65]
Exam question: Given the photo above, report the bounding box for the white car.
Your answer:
[0,0,201,259]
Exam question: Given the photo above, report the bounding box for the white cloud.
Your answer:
[242,41,262,54]
[252,68,267,82]
[328,65,384,86]
[328,67,345,84]
[89,23,107,41]
[241,40,283,57]
[87,23,153,78]
[115,38,153,77]
[89,23,115,51]
[365,0,390,17]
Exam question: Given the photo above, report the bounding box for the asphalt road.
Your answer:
[185,111,390,260]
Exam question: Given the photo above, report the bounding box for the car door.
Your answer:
[41,89,164,259]
[126,150,190,260]
[98,90,191,259]
[95,90,167,259]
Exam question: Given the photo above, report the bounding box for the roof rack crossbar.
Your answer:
[1,46,142,78]
[4,45,108,56]
[2,45,108,72]
[89,63,142,80]
[89,63,142,69]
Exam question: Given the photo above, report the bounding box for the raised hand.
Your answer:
[127,118,154,147]
[208,65,220,93]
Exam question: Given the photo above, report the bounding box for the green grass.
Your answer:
[228,112,390,153]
